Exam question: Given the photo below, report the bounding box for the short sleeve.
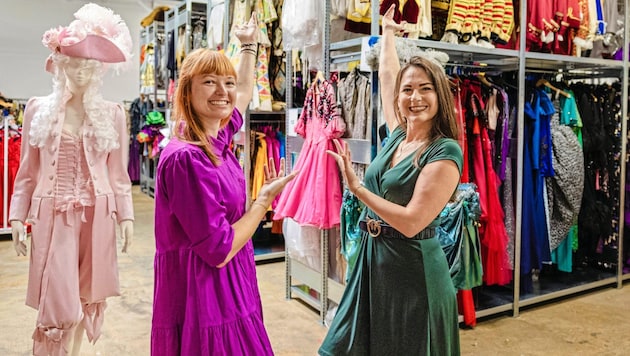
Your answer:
[425,138,463,174]
[160,147,233,266]
[223,108,244,140]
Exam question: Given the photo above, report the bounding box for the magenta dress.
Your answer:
[151,110,273,355]
[273,80,345,228]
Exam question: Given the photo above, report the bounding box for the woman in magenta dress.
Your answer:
[151,13,297,355]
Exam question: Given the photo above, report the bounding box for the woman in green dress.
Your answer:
[319,5,462,355]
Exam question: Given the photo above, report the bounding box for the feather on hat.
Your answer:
[42,3,133,72]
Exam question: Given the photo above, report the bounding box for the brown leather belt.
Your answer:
[358,218,435,240]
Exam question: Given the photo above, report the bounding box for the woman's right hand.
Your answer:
[234,12,258,45]
[10,220,27,256]
[382,4,406,35]
[255,157,298,206]
[327,139,362,194]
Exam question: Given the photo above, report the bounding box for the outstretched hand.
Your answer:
[326,139,362,194]
[382,4,406,35]
[234,11,258,45]
[10,220,27,256]
[256,157,299,204]
[120,220,134,253]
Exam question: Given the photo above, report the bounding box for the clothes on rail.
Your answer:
[250,125,285,208]
[573,82,622,268]
[547,92,584,273]
[0,129,21,227]
[336,68,371,140]
[519,80,622,293]
[274,79,345,229]
[128,95,154,183]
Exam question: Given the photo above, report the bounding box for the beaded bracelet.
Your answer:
[240,42,257,48]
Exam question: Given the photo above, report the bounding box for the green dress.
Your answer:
[319,126,462,356]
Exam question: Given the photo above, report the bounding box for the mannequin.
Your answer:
[9,4,133,356]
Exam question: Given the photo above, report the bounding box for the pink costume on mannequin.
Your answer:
[9,4,133,355]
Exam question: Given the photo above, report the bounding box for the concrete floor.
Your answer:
[1,186,630,355]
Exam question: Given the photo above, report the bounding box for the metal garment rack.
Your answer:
[216,0,287,262]
[284,0,380,325]
[138,20,165,198]
[137,0,206,199]
[1,113,12,235]
[285,0,630,324]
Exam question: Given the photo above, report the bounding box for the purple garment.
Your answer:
[128,140,140,182]
[152,109,273,355]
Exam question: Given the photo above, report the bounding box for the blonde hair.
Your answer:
[172,48,237,166]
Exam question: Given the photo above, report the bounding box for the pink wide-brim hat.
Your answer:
[45,34,126,72]
[43,3,133,73]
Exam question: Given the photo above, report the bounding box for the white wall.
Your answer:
[0,0,159,103]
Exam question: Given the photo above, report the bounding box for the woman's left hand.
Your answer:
[120,220,134,253]
[234,12,258,45]
[256,157,299,204]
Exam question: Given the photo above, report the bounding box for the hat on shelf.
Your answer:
[42,3,133,72]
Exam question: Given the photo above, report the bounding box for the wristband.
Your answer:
[241,48,257,56]
[252,201,268,210]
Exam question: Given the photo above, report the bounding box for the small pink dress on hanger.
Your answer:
[274,79,345,229]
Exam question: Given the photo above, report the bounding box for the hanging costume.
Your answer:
[274,79,345,229]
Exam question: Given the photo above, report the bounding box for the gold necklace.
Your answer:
[396,139,421,158]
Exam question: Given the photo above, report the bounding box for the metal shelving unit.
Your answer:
[138,18,166,198]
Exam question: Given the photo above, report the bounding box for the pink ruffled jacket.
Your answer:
[9,95,133,308]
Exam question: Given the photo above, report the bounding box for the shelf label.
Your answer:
[287,108,300,137]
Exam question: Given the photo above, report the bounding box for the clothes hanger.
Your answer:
[312,70,326,87]
[536,78,571,98]
[475,72,493,88]
[0,99,11,109]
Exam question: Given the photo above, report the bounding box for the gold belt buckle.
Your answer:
[366,218,382,237]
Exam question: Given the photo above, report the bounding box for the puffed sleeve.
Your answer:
[161,148,233,266]
[107,104,134,222]
[9,97,41,222]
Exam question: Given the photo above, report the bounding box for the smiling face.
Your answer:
[174,49,238,138]
[190,73,237,126]
[397,66,438,127]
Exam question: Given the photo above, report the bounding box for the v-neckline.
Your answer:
[389,146,417,169]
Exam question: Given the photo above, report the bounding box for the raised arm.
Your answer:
[379,4,405,133]
[234,12,258,114]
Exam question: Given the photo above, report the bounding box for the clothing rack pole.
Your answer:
[320,228,329,325]
[2,115,9,230]
[284,45,293,302]
[616,0,630,288]
[511,0,528,318]
[316,0,332,326]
